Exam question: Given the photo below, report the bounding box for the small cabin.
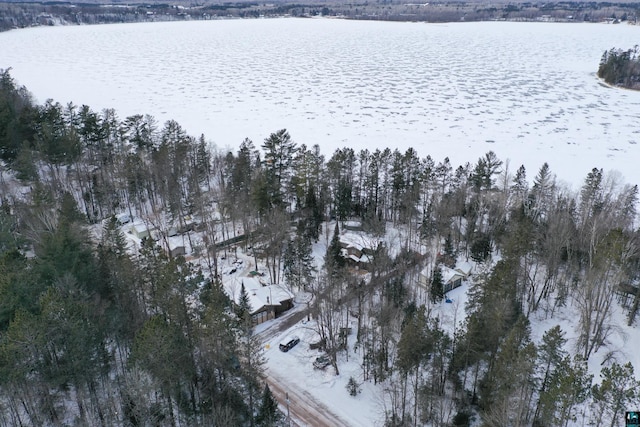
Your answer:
[339,236,378,271]
[224,278,294,326]
[129,222,154,240]
[455,261,474,279]
[441,266,464,293]
[419,265,465,293]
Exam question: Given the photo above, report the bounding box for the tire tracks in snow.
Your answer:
[257,302,351,426]
[265,368,351,427]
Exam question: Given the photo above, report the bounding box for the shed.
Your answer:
[455,261,474,279]
[129,222,154,240]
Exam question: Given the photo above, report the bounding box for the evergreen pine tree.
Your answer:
[469,233,491,263]
[430,265,444,303]
[420,206,436,240]
[511,165,528,194]
[325,221,345,273]
[478,316,536,425]
[261,129,297,209]
[300,235,315,286]
[283,238,296,287]
[441,233,456,267]
[236,282,253,324]
[346,376,361,396]
[304,184,323,241]
[536,355,592,427]
[592,362,639,427]
[284,233,316,291]
[13,142,38,181]
[533,325,568,423]
[256,383,280,426]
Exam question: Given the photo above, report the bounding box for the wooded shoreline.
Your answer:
[1,0,639,33]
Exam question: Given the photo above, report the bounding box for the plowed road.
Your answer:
[258,307,352,426]
[266,370,351,427]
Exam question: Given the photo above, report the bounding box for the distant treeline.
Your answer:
[1,0,640,32]
[598,46,640,90]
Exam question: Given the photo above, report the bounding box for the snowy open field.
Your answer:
[1,19,640,188]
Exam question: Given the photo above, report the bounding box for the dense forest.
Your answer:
[1,67,640,426]
[598,46,640,90]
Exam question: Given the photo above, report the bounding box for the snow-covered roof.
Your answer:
[441,266,464,284]
[339,231,380,253]
[343,220,363,230]
[455,261,474,276]
[224,277,293,315]
[129,221,155,238]
[419,260,474,284]
[344,252,373,265]
[115,212,132,224]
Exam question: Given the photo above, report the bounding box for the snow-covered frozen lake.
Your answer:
[1,19,639,187]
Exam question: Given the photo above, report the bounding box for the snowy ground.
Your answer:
[254,226,393,426]
[260,317,386,427]
[256,267,640,426]
[1,19,640,188]
[260,227,640,426]
[530,292,640,385]
[4,18,640,425]
[106,212,640,426]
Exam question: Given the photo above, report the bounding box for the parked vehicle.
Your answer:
[313,355,331,369]
[279,336,300,352]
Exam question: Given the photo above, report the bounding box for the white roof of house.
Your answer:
[420,265,464,284]
[339,231,380,252]
[344,252,373,264]
[129,220,159,235]
[441,266,464,284]
[129,221,149,233]
[116,213,132,224]
[224,277,293,315]
[456,261,474,276]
